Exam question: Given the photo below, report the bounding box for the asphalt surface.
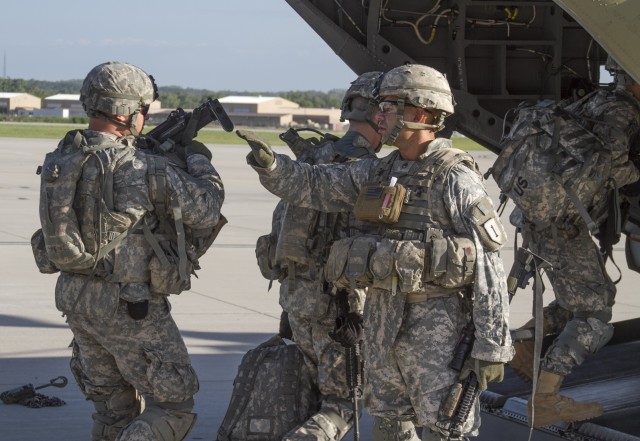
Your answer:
[1,138,638,441]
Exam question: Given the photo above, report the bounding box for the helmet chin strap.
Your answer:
[94,109,143,137]
[383,98,442,146]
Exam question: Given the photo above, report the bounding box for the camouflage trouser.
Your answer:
[528,224,616,375]
[364,296,479,437]
[287,312,352,406]
[66,295,199,440]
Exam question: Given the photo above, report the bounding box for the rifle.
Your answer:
[435,322,479,440]
[138,98,234,166]
[331,289,363,441]
[506,247,548,301]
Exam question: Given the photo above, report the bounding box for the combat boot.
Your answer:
[508,339,535,384]
[528,370,603,428]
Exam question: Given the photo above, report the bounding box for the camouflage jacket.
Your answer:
[251,138,513,362]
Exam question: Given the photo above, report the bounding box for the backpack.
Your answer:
[217,335,319,441]
[489,91,616,234]
[32,130,224,294]
[33,130,137,274]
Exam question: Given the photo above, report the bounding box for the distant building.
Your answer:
[0,92,41,115]
[42,94,84,117]
[218,96,344,130]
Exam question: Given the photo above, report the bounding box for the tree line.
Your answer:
[0,78,346,109]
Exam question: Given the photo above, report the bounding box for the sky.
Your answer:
[1,0,356,92]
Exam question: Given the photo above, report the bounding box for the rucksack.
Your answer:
[490,90,617,233]
[32,130,224,294]
[217,335,319,441]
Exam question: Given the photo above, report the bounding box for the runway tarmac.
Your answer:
[1,137,638,441]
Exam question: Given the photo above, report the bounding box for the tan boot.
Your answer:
[508,339,535,384]
[528,370,604,428]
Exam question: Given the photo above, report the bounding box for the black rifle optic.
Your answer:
[138,98,234,164]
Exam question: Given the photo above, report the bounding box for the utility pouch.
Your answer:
[324,237,353,288]
[345,236,378,288]
[149,241,192,295]
[55,272,119,318]
[393,240,428,293]
[255,233,279,280]
[431,236,476,289]
[354,184,407,224]
[325,236,378,289]
[31,228,59,274]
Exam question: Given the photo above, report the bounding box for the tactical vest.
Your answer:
[273,131,376,282]
[372,147,480,240]
[325,146,479,295]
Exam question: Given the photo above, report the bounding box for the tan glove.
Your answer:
[460,358,504,391]
[236,129,275,168]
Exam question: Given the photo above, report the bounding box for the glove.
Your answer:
[459,358,504,391]
[236,129,275,168]
[329,312,364,348]
[184,140,212,161]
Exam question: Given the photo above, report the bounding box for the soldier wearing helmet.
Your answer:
[39,61,225,441]
[239,63,512,441]
[505,54,640,428]
[254,72,384,441]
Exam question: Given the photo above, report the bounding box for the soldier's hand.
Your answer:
[460,358,504,391]
[330,312,364,348]
[236,129,275,168]
[184,140,212,161]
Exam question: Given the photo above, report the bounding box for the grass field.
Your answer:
[0,123,485,150]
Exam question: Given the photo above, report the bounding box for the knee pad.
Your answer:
[372,417,419,441]
[557,316,614,364]
[129,398,197,441]
[90,388,139,441]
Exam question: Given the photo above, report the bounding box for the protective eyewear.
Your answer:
[378,100,399,114]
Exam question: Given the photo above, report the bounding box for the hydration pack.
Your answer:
[490,90,637,233]
[217,335,319,441]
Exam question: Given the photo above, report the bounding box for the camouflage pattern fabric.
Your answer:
[527,224,616,376]
[271,131,377,440]
[52,130,224,441]
[249,139,513,433]
[517,89,640,376]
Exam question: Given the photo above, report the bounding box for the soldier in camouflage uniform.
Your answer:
[238,64,513,441]
[262,72,384,441]
[40,62,224,441]
[508,56,640,428]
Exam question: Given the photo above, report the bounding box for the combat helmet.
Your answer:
[605,55,636,89]
[340,71,383,124]
[376,64,455,145]
[80,61,158,136]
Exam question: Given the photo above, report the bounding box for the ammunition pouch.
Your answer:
[324,234,476,293]
[148,239,192,295]
[255,233,284,281]
[354,184,407,224]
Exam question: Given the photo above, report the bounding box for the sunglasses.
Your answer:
[378,100,399,114]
